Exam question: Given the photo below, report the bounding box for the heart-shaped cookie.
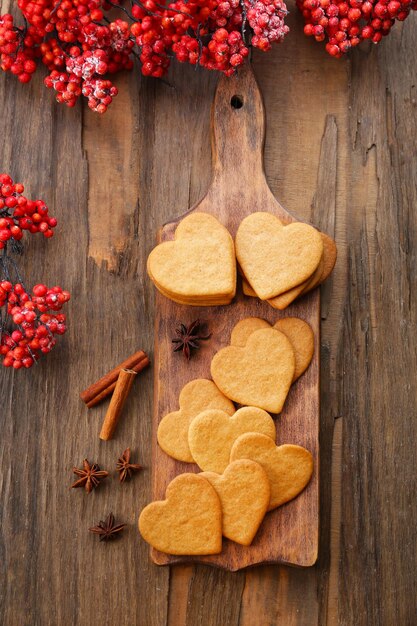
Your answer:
[200,459,270,546]
[230,433,314,511]
[230,317,314,382]
[241,252,321,306]
[188,406,276,472]
[157,378,235,463]
[241,229,337,309]
[147,212,236,300]
[211,327,295,413]
[138,473,222,555]
[236,212,323,300]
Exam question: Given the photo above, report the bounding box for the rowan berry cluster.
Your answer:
[0,0,289,112]
[0,174,57,249]
[0,174,70,370]
[297,0,417,56]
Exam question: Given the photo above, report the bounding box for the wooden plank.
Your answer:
[0,61,89,625]
[240,566,319,626]
[0,48,168,626]
[326,417,343,624]
[335,23,417,626]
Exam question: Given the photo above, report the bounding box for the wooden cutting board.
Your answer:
[151,65,319,571]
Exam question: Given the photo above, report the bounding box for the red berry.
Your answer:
[362,25,374,37]
[33,284,47,297]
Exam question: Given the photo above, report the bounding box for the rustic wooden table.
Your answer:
[1,2,416,624]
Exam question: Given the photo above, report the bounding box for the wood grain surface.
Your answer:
[151,66,320,570]
[1,0,417,623]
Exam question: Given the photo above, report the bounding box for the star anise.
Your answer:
[71,459,109,493]
[172,320,211,360]
[116,447,142,483]
[89,512,126,542]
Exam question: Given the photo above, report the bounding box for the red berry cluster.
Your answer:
[247,0,289,51]
[0,173,70,370]
[1,0,289,112]
[297,0,417,55]
[0,282,70,368]
[0,13,37,83]
[0,174,57,249]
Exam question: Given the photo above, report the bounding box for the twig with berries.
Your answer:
[1,0,415,114]
[0,0,293,114]
[297,0,413,55]
[0,173,70,369]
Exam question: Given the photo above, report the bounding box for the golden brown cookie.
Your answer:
[211,328,295,413]
[147,212,236,301]
[240,230,337,308]
[273,318,314,381]
[235,212,323,300]
[229,317,314,383]
[188,406,276,472]
[138,473,222,555]
[157,379,235,463]
[200,459,270,546]
[230,433,313,511]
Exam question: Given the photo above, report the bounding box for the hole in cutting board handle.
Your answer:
[230,95,243,109]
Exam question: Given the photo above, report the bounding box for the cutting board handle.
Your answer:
[178,63,288,226]
[209,64,266,195]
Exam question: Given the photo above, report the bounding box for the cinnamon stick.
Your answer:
[80,350,149,408]
[99,369,137,441]
[86,356,149,408]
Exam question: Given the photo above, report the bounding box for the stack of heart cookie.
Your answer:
[147,212,236,306]
[236,212,337,310]
[139,317,315,555]
[211,316,314,413]
[147,211,336,310]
